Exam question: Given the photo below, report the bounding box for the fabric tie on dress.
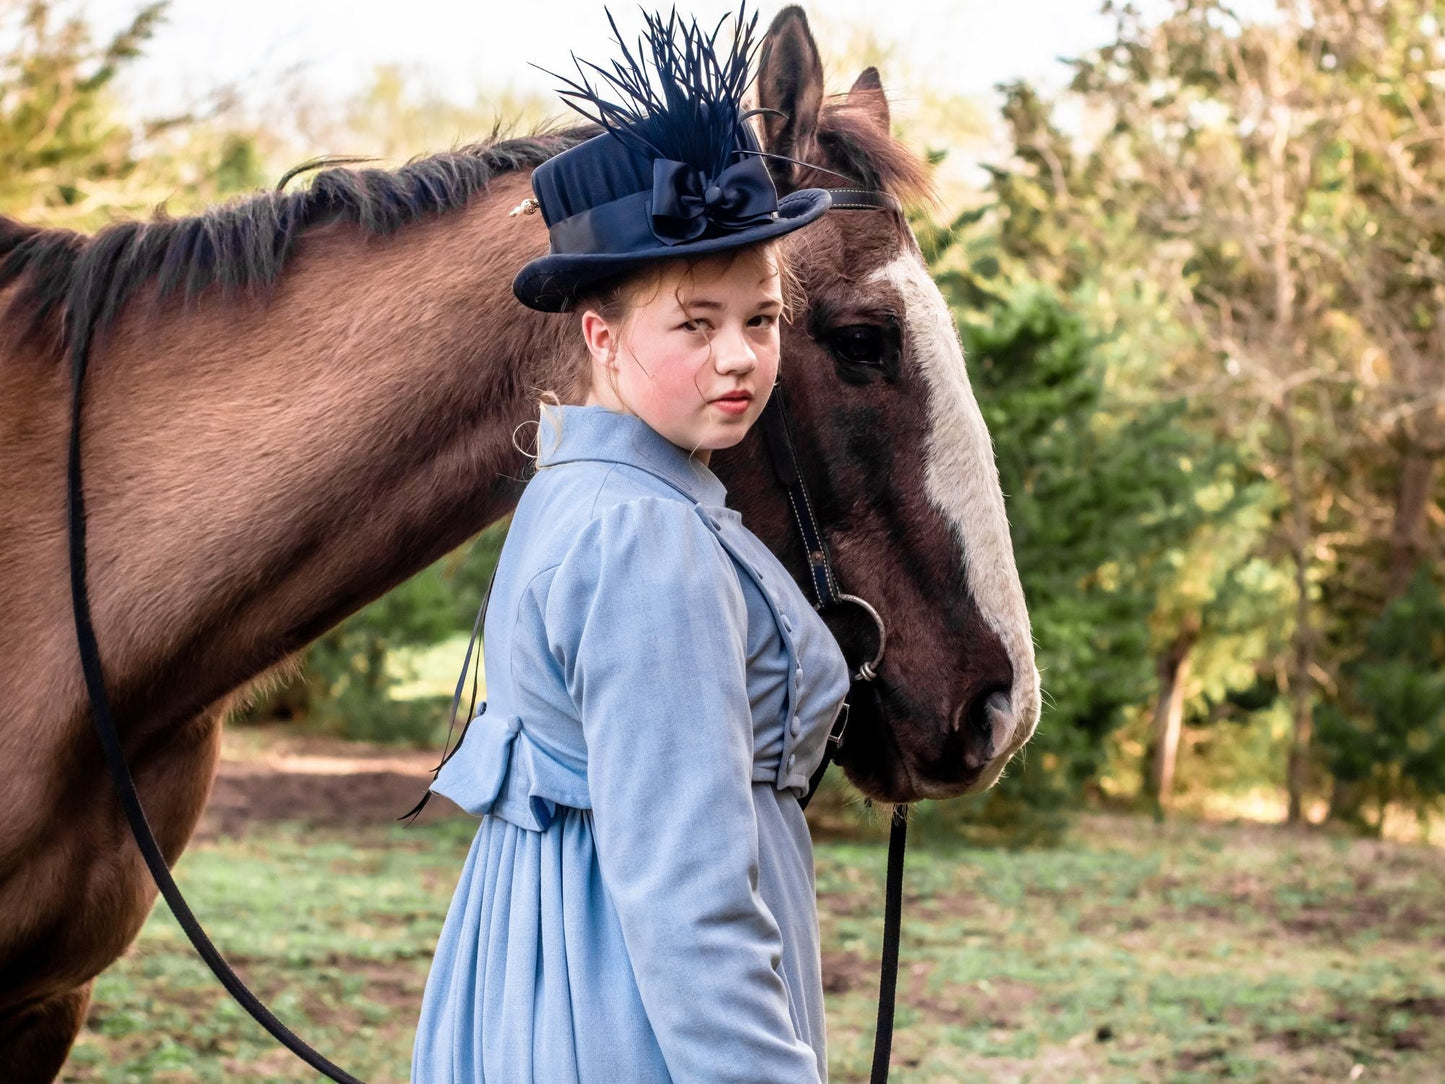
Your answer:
[432,706,592,832]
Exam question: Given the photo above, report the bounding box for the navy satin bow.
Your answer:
[649,156,778,245]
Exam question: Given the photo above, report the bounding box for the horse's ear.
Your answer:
[756,5,824,188]
[847,67,890,133]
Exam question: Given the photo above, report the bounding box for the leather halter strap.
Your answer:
[758,384,888,807]
[821,187,903,213]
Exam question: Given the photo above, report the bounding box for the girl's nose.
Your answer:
[714,325,758,374]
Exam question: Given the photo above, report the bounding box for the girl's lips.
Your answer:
[712,394,752,415]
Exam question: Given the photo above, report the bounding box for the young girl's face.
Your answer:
[582,250,784,464]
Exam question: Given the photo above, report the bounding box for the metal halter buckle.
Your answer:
[827,700,850,749]
[835,592,886,682]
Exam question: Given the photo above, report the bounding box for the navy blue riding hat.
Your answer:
[512,5,833,313]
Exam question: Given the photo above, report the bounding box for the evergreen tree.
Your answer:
[1316,567,1445,836]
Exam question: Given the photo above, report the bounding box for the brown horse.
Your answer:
[0,7,1037,1079]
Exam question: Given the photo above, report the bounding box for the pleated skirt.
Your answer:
[411,790,826,1083]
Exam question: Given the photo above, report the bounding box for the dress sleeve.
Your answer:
[544,496,822,1084]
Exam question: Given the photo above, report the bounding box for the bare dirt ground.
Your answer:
[196,724,470,840]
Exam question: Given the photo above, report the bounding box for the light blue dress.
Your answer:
[412,403,852,1083]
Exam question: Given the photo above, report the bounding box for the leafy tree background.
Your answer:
[7,0,1443,839]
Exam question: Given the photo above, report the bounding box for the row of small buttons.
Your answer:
[761,564,801,772]
[711,515,805,779]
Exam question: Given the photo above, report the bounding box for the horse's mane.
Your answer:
[0,123,597,357]
[806,97,936,208]
[0,100,932,363]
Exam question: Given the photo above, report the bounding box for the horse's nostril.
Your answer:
[960,685,1013,768]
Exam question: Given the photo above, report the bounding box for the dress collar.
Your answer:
[535,403,729,507]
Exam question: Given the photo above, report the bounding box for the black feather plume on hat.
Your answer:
[535,4,766,180]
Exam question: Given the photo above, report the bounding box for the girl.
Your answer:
[412,9,849,1081]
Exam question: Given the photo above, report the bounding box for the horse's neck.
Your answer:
[2,169,569,746]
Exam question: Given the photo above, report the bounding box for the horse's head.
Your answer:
[716,7,1040,803]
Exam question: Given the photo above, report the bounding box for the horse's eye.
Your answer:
[825,321,900,377]
[832,326,884,364]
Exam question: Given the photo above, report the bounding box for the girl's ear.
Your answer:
[580,309,617,369]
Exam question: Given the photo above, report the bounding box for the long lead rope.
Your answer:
[397,562,497,826]
[66,344,367,1082]
[872,808,908,1084]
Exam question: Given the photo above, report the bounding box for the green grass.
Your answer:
[65,814,1445,1083]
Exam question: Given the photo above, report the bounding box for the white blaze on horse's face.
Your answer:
[873,251,1042,789]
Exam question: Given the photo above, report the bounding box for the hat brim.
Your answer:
[511,188,832,313]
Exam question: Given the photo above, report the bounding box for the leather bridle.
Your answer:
[65,185,909,1084]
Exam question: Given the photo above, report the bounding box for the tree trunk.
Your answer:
[1148,622,1198,810]
[1387,446,1438,599]
[1282,404,1315,825]
[1328,776,1368,829]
